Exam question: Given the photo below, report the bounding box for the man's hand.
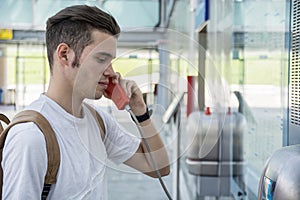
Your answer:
[111,72,147,115]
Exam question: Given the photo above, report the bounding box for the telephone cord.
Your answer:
[126,106,173,200]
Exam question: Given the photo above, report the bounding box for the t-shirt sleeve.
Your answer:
[2,122,47,199]
[99,110,141,165]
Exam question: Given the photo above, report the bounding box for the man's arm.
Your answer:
[124,118,170,178]
[105,75,170,177]
[2,123,47,199]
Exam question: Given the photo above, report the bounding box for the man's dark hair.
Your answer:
[46,5,121,72]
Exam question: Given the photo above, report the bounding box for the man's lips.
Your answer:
[98,81,109,89]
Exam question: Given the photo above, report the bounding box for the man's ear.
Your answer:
[56,43,72,66]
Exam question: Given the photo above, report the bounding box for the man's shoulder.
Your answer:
[25,94,49,112]
[6,122,45,149]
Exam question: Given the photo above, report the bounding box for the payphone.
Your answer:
[258,145,300,200]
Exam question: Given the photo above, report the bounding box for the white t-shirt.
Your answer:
[2,94,140,200]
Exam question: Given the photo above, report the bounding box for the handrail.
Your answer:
[162,92,185,123]
[162,92,185,200]
[233,90,256,124]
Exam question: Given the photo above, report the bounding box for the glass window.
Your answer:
[0,0,160,30]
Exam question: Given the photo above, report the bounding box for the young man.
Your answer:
[2,5,170,199]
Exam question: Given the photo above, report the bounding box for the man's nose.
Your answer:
[103,64,115,76]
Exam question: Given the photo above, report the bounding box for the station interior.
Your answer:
[0,0,298,199]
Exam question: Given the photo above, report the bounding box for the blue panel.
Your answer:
[195,0,209,30]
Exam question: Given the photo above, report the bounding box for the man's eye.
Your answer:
[97,57,107,63]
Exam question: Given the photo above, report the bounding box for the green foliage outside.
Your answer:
[5,48,288,87]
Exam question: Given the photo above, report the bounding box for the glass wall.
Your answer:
[231,0,290,197]
[0,0,291,199]
[0,43,48,108]
[168,0,290,199]
[0,0,160,30]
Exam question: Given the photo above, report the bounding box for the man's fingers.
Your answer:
[112,72,121,83]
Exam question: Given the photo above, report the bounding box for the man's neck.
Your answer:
[45,80,84,118]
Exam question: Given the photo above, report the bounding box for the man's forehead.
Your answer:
[89,32,117,56]
[92,30,117,45]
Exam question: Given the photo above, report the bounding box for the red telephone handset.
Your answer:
[105,77,130,110]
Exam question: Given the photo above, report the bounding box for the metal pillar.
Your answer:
[198,26,207,111]
[156,42,170,109]
[0,48,7,88]
[0,47,7,104]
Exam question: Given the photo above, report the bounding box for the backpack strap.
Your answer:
[0,114,10,199]
[0,114,10,132]
[0,110,60,199]
[84,103,106,140]
[41,184,51,200]
[2,110,61,183]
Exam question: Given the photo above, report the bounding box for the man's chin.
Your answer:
[81,90,103,100]
[92,93,103,100]
[94,95,102,100]
[80,92,101,100]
